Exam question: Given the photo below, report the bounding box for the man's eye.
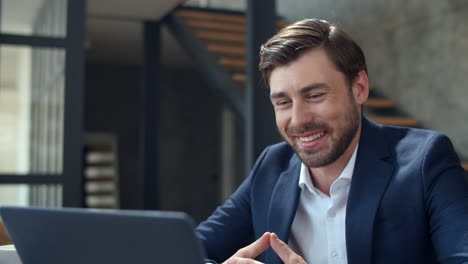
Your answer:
[275,100,290,107]
[307,93,324,100]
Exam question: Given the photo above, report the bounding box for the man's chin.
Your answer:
[286,141,332,166]
[297,150,339,168]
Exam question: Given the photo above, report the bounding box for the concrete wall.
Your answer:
[276,0,468,158]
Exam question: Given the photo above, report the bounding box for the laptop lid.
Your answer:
[0,206,205,264]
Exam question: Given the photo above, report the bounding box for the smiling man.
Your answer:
[196,19,468,264]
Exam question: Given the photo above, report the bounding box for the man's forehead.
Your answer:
[269,50,334,92]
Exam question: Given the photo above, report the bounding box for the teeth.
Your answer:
[299,132,324,142]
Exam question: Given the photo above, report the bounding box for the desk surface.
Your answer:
[0,245,21,264]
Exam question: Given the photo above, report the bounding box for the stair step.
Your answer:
[232,73,246,83]
[177,9,245,24]
[207,44,245,56]
[181,12,287,34]
[219,58,245,70]
[184,20,245,33]
[364,98,396,109]
[277,20,289,30]
[462,162,468,172]
[195,31,245,43]
[368,116,419,127]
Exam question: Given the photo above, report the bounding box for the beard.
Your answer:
[281,95,360,168]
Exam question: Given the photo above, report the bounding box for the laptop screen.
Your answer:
[0,206,205,264]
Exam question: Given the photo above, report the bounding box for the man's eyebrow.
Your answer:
[270,91,287,100]
[299,83,330,93]
[270,83,330,100]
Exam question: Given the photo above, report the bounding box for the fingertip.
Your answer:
[270,233,285,247]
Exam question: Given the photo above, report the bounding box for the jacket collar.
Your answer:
[265,154,302,264]
[345,117,394,264]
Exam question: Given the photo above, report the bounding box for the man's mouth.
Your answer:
[298,131,325,142]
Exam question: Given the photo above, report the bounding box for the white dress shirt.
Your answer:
[288,146,358,264]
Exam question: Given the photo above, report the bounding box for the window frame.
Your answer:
[0,0,85,207]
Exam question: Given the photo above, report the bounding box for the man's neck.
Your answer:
[309,126,361,196]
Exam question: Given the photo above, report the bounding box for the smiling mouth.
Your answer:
[299,131,325,142]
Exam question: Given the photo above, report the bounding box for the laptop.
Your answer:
[0,206,206,264]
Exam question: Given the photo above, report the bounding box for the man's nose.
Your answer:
[290,101,310,128]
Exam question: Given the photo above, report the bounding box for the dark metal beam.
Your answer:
[163,13,245,120]
[0,34,66,47]
[0,175,62,184]
[139,21,161,210]
[62,0,85,207]
[245,0,279,172]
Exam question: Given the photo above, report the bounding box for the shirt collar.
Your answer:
[298,144,359,195]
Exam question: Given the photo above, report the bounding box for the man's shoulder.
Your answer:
[251,142,299,176]
[373,121,455,161]
[266,141,294,154]
[376,122,446,146]
[262,142,297,163]
[363,116,440,143]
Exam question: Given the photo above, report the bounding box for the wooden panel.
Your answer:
[462,162,468,172]
[184,20,245,33]
[0,222,11,246]
[277,20,289,30]
[364,98,396,109]
[219,58,245,70]
[207,44,245,56]
[368,116,419,127]
[195,31,245,43]
[177,9,245,24]
[178,9,288,30]
[232,73,246,83]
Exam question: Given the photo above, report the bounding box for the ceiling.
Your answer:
[86,0,192,67]
[1,0,200,67]
[87,0,183,20]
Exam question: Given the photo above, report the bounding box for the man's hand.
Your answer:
[270,233,307,264]
[223,232,271,264]
[223,232,307,264]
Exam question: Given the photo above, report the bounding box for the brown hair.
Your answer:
[259,19,367,88]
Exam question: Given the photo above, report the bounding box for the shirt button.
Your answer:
[328,211,336,218]
[331,251,338,258]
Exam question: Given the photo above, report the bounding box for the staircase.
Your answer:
[175,7,468,172]
[176,8,287,89]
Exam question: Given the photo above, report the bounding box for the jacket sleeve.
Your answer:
[423,134,468,264]
[195,146,271,263]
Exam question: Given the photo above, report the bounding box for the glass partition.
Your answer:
[0,45,65,174]
[0,0,67,37]
[0,184,62,207]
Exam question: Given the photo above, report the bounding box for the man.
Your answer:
[196,19,468,264]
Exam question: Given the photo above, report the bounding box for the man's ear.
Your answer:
[352,71,369,105]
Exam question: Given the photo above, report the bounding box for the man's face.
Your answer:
[269,48,366,168]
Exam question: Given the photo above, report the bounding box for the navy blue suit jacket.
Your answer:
[196,118,468,264]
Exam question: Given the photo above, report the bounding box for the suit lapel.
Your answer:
[265,156,302,264]
[346,118,394,264]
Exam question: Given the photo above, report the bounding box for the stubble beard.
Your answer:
[282,97,360,168]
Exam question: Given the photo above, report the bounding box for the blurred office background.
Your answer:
[1,0,468,225]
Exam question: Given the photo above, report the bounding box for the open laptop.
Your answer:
[0,206,206,264]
